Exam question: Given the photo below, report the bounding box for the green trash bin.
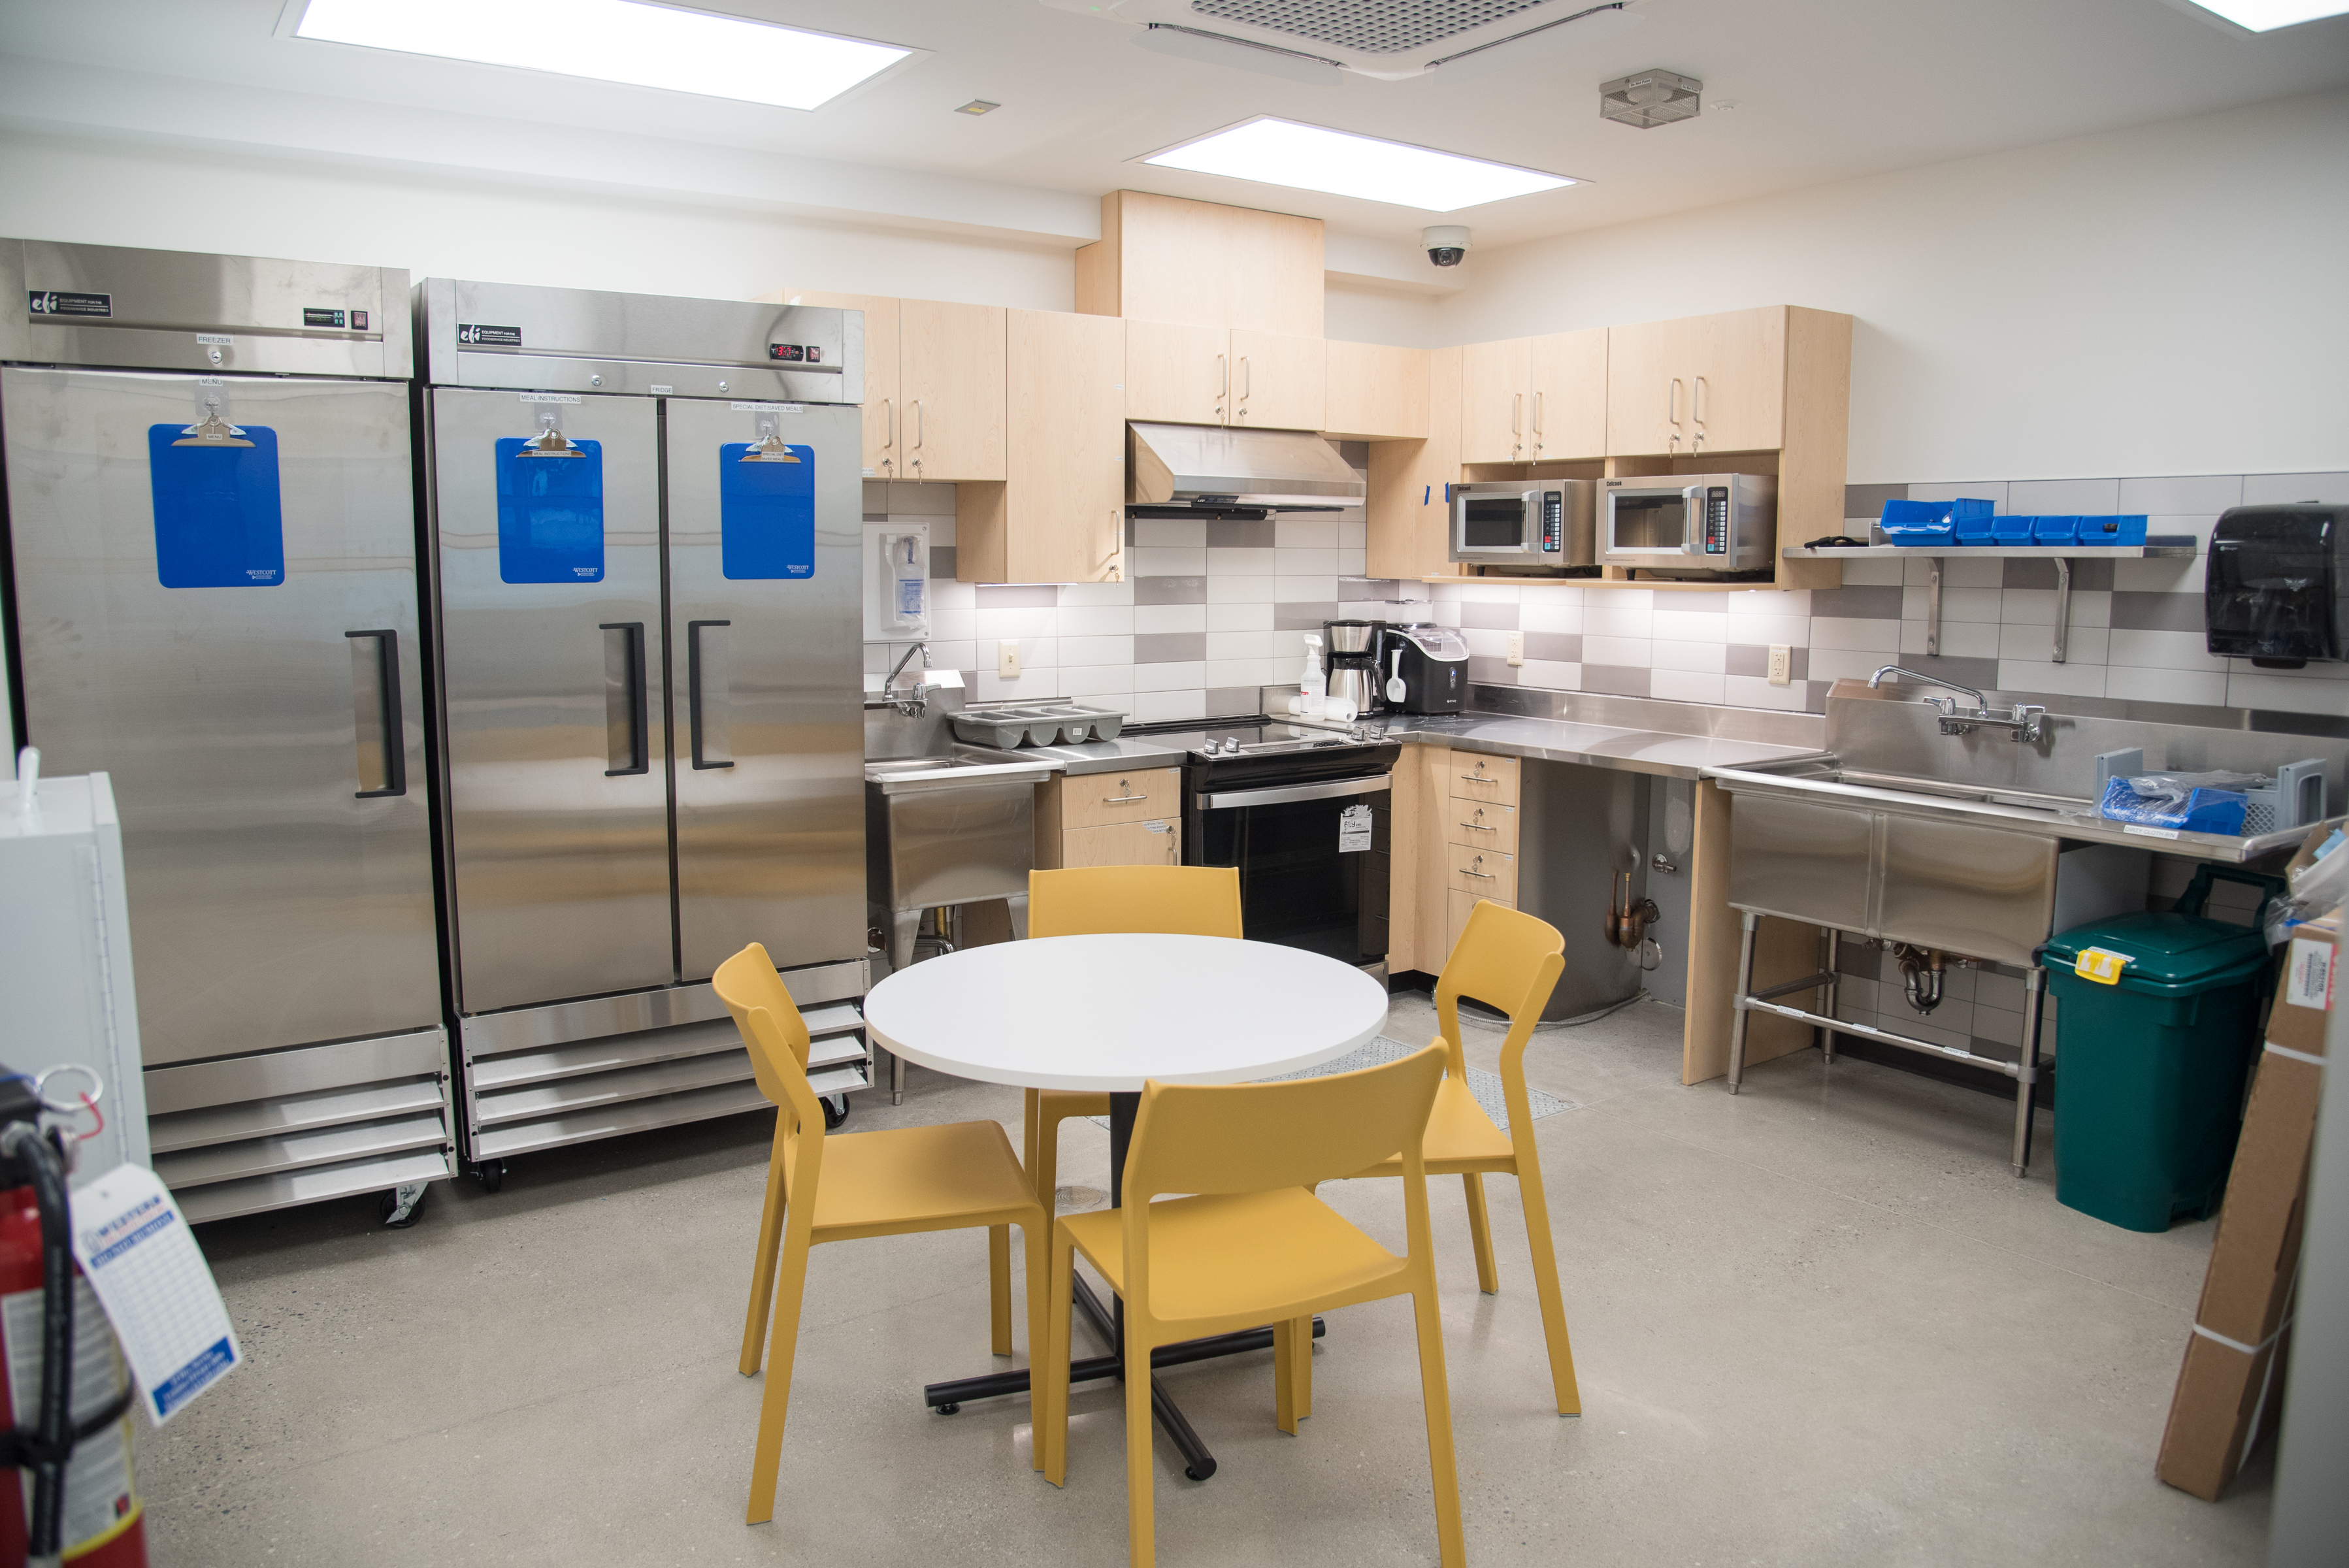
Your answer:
[2041,865,2283,1233]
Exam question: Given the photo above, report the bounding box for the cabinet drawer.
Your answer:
[1447,799,1519,855]
[1447,841,1517,904]
[1061,819,1180,869]
[1449,753,1520,807]
[1060,767,1181,829]
[1447,889,1514,959]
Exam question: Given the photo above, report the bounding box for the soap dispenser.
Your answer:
[2205,504,2349,670]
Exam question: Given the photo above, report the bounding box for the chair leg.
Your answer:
[738,1116,790,1377]
[1515,1162,1583,1416]
[1124,1324,1157,1568]
[1409,1281,1467,1568]
[1022,1215,1048,1472]
[1462,1172,1500,1296]
[1032,1100,1064,1213]
[745,1215,815,1525]
[1290,1315,1314,1422]
[989,1225,1013,1357]
[1041,1228,1076,1487]
[1273,1318,1300,1435]
[1022,1088,1042,1200]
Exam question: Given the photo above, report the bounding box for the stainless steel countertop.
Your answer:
[996,736,1195,777]
[1375,711,1823,780]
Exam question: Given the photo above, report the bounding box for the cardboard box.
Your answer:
[2156,903,2334,1499]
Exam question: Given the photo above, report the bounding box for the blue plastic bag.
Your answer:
[2099,774,2250,835]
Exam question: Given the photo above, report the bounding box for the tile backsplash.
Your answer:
[868,467,2349,722]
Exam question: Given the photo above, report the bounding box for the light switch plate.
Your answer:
[1767,644,1791,685]
[998,641,1023,679]
[1506,631,1525,666]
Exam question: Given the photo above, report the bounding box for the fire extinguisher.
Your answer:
[0,1070,145,1568]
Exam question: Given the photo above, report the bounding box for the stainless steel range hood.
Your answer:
[1127,421,1364,512]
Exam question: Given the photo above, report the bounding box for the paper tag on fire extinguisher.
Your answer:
[68,1164,241,1424]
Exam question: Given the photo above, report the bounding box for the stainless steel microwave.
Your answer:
[1602,473,1775,572]
[1449,480,1595,568]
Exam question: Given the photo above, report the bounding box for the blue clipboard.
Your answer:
[719,444,815,580]
[495,438,605,584]
[147,425,284,588]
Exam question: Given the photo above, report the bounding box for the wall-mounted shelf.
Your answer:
[1782,538,2198,662]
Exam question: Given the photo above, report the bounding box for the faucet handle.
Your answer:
[2011,703,2047,742]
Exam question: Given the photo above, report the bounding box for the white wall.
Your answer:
[1434,88,2349,485]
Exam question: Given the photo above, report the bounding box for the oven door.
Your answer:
[1451,487,1541,563]
[1187,774,1391,970]
[1605,485,1704,561]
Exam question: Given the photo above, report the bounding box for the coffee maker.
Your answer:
[1322,619,1382,717]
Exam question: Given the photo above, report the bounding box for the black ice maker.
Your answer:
[2205,504,2349,669]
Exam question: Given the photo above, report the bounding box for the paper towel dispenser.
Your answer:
[2205,504,2349,670]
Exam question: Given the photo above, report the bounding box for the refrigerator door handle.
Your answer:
[599,622,650,776]
[687,619,734,770]
[344,630,406,798]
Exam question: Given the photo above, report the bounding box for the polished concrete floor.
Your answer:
[144,995,2272,1565]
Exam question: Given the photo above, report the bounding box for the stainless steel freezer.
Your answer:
[0,240,453,1223]
[415,280,870,1179]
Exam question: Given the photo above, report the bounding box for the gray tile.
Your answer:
[1581,663,1652,698]
[928,546,957,580]
[1134,575,1206,605]
[1844,482,1908,521]
[1132,631,1206,663]
[1835,942,1880,977]
[1205,517,1276,548]
[1461,601,1520,630]
[975,584,1056,609]
[1340,577,1404,598]
[2118,475,2242,515]
[2110,591,2205,632]
[2244,472,2349,506]
[1811,585,1905,619]
[1204,685,1261,717]
[862,512,889,523]
[1466,656,1519,685]
[1805,679,1836,712]
[1523,631,1582,663]
[1726,643,1808,681]
[2003,558,2114,591]
[1273,600,1340,630]
[1903,653,2001,693]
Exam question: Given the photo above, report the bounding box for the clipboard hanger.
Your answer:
[174,392,254,448]
[519,408,585,458]
[738,412,800,463]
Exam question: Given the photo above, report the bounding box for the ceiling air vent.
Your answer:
[1044,0,1647,82]
[1187,0,1556,55]
[1600,69,1701,127]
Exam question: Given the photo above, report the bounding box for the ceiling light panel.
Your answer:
[1142,117,1575,212]
[2184,0,2349,27]
[291,0,918,111]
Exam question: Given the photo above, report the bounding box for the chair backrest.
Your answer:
[712,941,820,1126]
[1028,866,1243,939]
[1434,900,1566,1137]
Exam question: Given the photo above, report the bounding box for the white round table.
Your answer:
[863,932,1392,1480]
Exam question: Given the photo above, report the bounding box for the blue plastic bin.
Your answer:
[2032,515,2081,546]
[2075,514,2149,546]
[1992,514,2037,545]
[1881,498,1957,545]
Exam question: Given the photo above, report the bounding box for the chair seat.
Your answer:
[813,1120,1038,1237]
[1060,1189,1406,1325]
[1354,1075,1514,1177]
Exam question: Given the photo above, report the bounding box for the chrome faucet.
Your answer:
[878,641,934,717]
[1869,664,2046,743]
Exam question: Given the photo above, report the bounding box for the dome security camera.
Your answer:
[1421,225,1471,267]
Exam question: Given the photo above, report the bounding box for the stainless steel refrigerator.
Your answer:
[415,280,869,1183]
[0,240,452,1223]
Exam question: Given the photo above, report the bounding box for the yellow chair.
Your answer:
[1341,897,1582,1416]
[714,943,1047,1526]
[1036,1043,1464,1568]
[1019,866,1243,1213]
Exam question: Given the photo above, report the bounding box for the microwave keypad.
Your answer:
[1541,491,1562,553]
[1703,486,1730,554]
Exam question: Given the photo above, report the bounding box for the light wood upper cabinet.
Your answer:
[1605,306,1785,457]
[1365,346,1463,581]
[900,299,1006,481]
[1527,329,1607,460]
[1124,319,1230,425]
[958,309,1125,583]
[1228,329,1325,431]
[1459,337,1532,463]
[1077,190,1323,337]
[1322,341,1428,440]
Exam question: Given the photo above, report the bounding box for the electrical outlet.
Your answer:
[1506,630,1525,666]
[1767,644,1791,686]
[997,641,1022,679]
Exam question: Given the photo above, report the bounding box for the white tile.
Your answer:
[2112,555,2203,593]
[2118,474,2242,515]
[1724,674,1809,710]
[862,642,896,672]
[1134,518,1206,547]
[974,606,1054,640]
[1583,634,1652,666]
[1808,617,1901,651]
[1134,604,1207,634]
[1997,660,2107,698]
[1455,582,1523,603]
[1430,601,1464,627]
[1338,547,1367,576]
[929,579,976,611]
[1130,689,1207,724]
[1726,589,1808,616]
[2105,629,2226,672]
[1593,587,1654,611]
[1726,613,1809,647]
[1057,664,1137,698]
[2227,671,2349,715]
[1206,601,1273,632]
[1517,660,1580,690]
[1206,547,1277,575]
[1651,639,1728,674]
[1453,627,1507,661]
[1909,480,2008,509]
[1208,574,1275,604]
[1131,546,1206,577]
[1206,657,1275,687]
[1057,581,1134,608]
[1810,647,1901,683]
[2008,478,2120,514]
[1431,582,1468,603]
[1134,661,1206,692]
[1206,630,1272,660]
[1520,597,1585,634]
[925,640,976,672]
[1652,609,1729,642]
[1900,619,2001,658]
[1909,585,2004,623]
[1839,557,1907,586]
[1272,630,1309,665]
[2243,472,2349,506]
[1338,517,1368,549]
[1275,574,1339,603]
[1059,634,1135,666]
[2105,666,2226,706]
[929,606,975,642]
[1055,604,1133,637]
[1999,622,2105,663]
[1586,604,1652,638]
[1517,583,1585,612]
[1651,669,1727,704]
[1275,547,1339,574]
[2000,590,2058,626]
[1275,515,1339,547]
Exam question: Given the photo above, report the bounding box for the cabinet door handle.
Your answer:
[1458,769,1496,782]
[913,400,924,450]
[1241,355,1251,400]
[881,397,893,450]
[1511,391,1521,439]
[1532,389,1544,450]
[1216,352,1226,416]
[599,622,649,777]
[1101,792,1149,805]
[1692,374,1708,448]
[1460,866,1496,879]
[1459,819,1495,832]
